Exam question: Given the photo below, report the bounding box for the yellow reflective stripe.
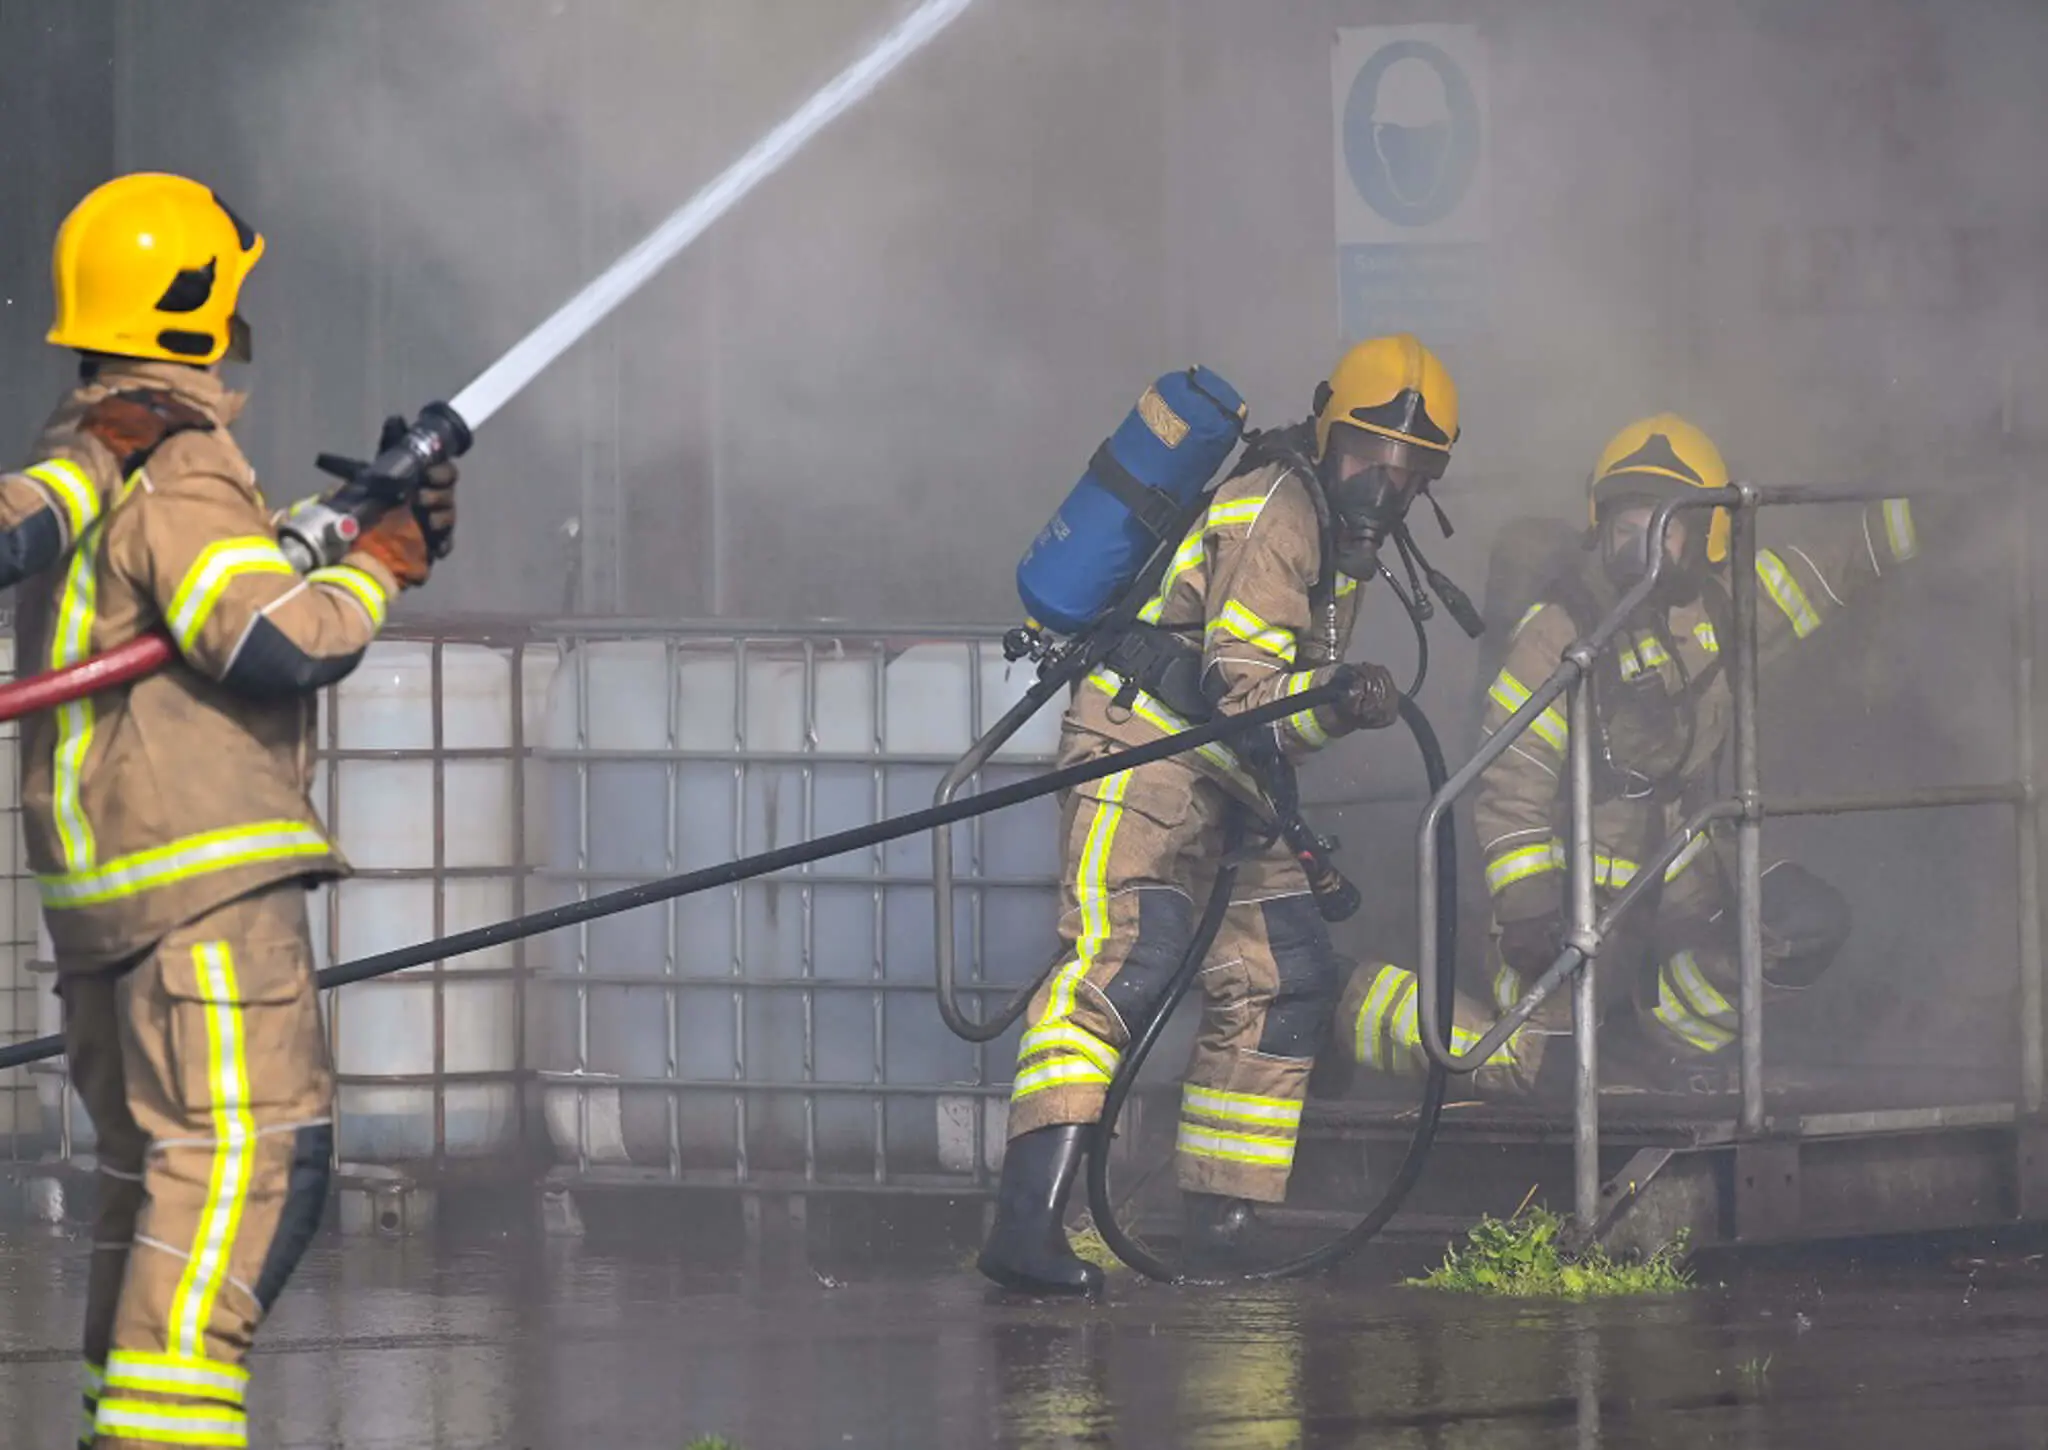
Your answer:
[1619,634,1672,681]
[1137,526,1207,624]
[1353,964,1409,1068]
[1513,602,1547,638]
[1015,772,1130,1108]
[95,1397,248,1448]
[1493,966,1523,1014]
[1485,842,1562,895]
[308,563,389,631]
[1486,670,1567,753]
[1694,621,1719,653]
[168,538,295,651]
[1085,671,1257,795]
[1207,497,1266,529]
[1011,1059,1113,1099]
[1595,852,1640,888]
[84,1361,105,1398]
[1335,573,1359,597]
[25,458,98,539]
[1756,549,1821,638]
[1284,671,1328,748]
[49,525,102,872]
[1663,831,1710,882]
[105,1350,248,1406]
[1884,498,1918,561]
[1670,949,1735,1023]
[167,941,257,1363]
[1209,599,1295,662]
[1181,1084,1303,1128]
[39,821,330,909]
[1018,1022,1120,1078]
[1176,1122,1296,1166]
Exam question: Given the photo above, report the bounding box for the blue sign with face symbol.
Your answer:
[1342,39,1483,230]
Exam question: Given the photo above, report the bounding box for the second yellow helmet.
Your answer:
[1315,333,1459,473]
[47,172,264,366]
[1589,413,1731,563]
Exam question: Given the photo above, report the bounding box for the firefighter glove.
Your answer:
[348,506,433,590]
[1498,912,1567,979]
[78,389,213,476]
[371,413,458,559]
[1330,661,1401,730]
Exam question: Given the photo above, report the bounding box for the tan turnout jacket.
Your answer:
[12,359,400,964]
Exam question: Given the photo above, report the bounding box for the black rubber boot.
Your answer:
[1181,1191,1259,1275]
[977,1124,1104,1296]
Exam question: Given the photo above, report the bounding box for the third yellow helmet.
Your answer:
[47,172,264,366]
[1589,413,1731,563]
[1315,333,1459,474]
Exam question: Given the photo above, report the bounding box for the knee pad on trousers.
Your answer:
[1760,861,1851,990]
[1100,888,1196,1034]
[254,1124,332,1312]
[1254,894,1341,1058]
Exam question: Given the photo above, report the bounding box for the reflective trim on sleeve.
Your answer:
[1883,498,1918,562]
[1650,949,1737,1054]
[39,821,331,909]
[168,537,296,651]
[1756,548,1822,639]
[24,458,99,540]
[1513,602,1547,638]
[1283,671,1329,748]
[1663,830,1711,882]
[1209,599,1295,662]
[94,1397,248,1448]
[1486,669,1568,753]
[1694,621,1719,653]
[1618,634,1672,682]
[308,563,390,631]
[105,1349,249,1407]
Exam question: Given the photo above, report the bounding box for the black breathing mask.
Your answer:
[1597,499,1706,609]
[1329,462,1413,578]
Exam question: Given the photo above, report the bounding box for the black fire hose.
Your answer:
[1083,694,1457,1283]
[0,681,1343,1075]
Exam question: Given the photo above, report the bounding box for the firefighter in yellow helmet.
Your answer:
[9,173,459,1450]
[979,335,1458,1293]
[1339,413,1924,1095]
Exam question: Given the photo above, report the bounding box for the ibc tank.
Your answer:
[537,631,1060,1179]
[310,640,526,1160]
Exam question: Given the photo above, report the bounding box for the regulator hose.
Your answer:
[1083,693,1456,1283]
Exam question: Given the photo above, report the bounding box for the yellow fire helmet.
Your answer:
[1588,413,1732,563]
[1313,332,1460,477]
[47,172,265,366]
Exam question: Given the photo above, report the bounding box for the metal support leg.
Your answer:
[2015,491,2043,1114]
[1568,673,1600,1230]
[1730,489,1766,1136]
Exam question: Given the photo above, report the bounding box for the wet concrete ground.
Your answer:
[4,1219,2047,1449]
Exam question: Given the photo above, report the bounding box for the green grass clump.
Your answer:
[1410,1206,1691,1299]
[686,1438,739,1450]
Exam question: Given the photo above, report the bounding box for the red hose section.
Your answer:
[0,632,174,723]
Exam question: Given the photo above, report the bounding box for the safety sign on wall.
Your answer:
[1333,25,1491,344]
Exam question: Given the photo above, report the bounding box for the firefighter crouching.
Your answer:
[978,335,1461,1294]
[1340,413,1921,1095]
[7,173,457,1450]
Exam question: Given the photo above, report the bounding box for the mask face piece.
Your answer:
[1599,502,1703,607]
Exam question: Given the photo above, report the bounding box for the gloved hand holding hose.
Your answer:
[279,402,470,575]
[1330,660,1402,730]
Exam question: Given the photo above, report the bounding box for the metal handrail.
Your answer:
[1415,489,1741,1072]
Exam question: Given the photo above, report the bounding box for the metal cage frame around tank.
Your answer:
[1415,480,2046,1238]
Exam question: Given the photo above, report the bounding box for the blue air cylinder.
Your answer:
[1016,366,1247,636]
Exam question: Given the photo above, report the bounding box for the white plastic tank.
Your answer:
[537,633,1060,1178]
[310,639,529,1160]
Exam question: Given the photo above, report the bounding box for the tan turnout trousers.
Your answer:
[1006,754,1341,1203]
[61,882,333,1450]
